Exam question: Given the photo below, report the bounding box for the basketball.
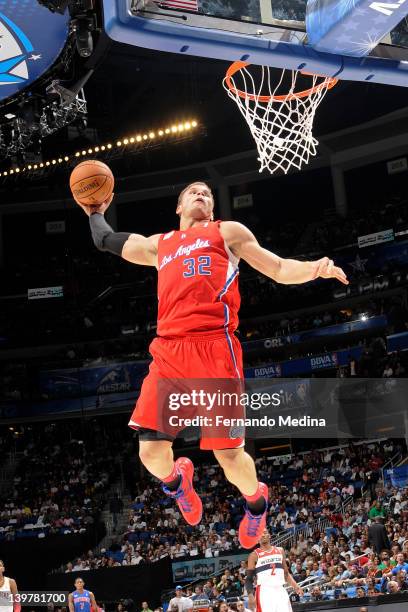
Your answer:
[70,160,114,206]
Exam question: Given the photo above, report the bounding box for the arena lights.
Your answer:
[0,90,88,163]
[113,122,198,148]
[1,120,199,178]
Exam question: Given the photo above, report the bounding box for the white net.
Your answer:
[223,64,337,175]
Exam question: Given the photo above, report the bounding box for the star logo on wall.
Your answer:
[349,254,368,272]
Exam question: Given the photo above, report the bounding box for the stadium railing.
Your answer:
[272,517,333,549]
[271,492,355,550]
[381,450,404,482]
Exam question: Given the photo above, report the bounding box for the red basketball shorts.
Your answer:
[128,332,244,450]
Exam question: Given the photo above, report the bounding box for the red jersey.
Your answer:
[157,221,240,337]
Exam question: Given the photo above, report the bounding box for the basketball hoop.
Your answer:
[223,62,337,175]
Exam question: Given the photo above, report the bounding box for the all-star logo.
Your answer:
[0,11,34,86]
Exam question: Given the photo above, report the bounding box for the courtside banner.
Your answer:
[3,379,408,432]
[39,360,149,399]
[172,553,247,583]
[244,345,364,378]
[384,465,408,488]
[156,378,408,440]
[358,229,394,248]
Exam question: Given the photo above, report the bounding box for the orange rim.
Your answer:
[224,61,338,103]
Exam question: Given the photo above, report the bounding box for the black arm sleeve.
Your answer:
[245,569,255,595]
[89,212,131,256]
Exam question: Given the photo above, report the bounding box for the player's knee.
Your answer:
[138,443,158,467]
[214,447,243,468]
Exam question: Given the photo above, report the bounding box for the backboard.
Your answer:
[180,1,408,50]
[103,0,408,87]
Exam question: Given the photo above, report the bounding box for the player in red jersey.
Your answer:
[245,530,303,612]
[78,181,348,548]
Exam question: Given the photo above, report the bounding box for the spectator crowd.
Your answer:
[0,420,121,541]
[61,439,407,579]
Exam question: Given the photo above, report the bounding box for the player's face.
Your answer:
[259,529,270,546]
[177,183,214,221]
[75,580,84,590]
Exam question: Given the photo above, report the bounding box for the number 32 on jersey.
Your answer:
[183,256,211,277]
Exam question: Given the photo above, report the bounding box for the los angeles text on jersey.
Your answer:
[159,238,210,270]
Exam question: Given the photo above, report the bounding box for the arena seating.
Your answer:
[0,420,121,542]
[52,437,408,606]
[60,439,406,566]
[1,412,407,607]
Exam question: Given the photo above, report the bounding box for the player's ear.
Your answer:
[176,204,182,216]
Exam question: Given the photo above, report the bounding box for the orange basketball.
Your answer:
[70,160,114,206]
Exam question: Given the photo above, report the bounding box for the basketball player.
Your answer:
[77,181,348,548]
[0,560,20,612]
[245,530,303,612]
[68,578,98,612]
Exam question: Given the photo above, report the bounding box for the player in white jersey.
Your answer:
[245,531,303,612]
[0,560,20,612]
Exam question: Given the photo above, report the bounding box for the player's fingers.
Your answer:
[98,193,114,213]
[333,265,347,279]
[333,267,349,284]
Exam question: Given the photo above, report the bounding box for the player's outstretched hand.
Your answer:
[311,257,349,285]
[294,585,304,597]
[74,193,114,217]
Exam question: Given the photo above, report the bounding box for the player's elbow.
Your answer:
[93,231,111,251]
[269,257,285,283]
